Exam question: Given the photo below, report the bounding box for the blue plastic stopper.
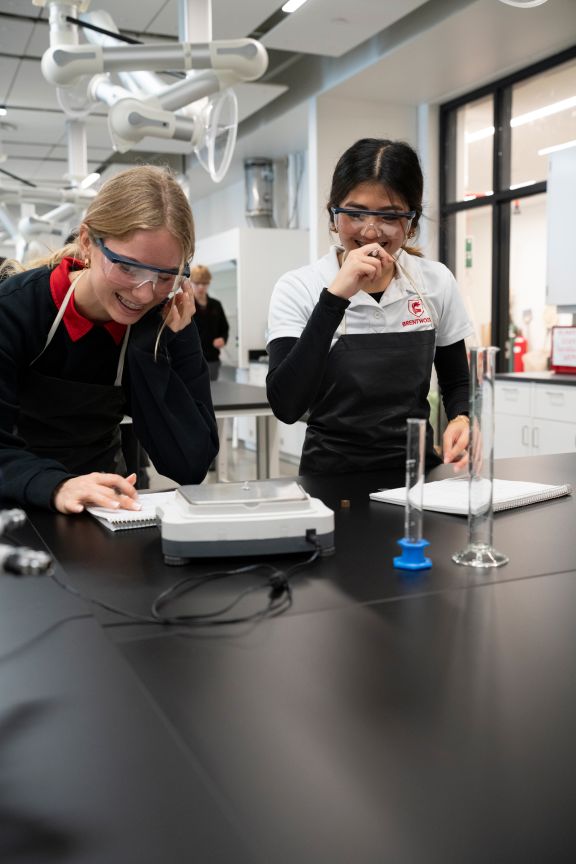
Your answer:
[393,537,432,571]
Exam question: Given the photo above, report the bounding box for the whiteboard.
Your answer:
[546,147,576,311]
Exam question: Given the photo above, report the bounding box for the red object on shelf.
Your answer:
[513,335,528,372]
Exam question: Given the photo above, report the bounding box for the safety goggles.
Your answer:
[331,207,416,236]
[94,237,190,294]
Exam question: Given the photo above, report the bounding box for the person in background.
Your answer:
[190,264,230,381]
[0,165,218,514]
[266,137,473,476]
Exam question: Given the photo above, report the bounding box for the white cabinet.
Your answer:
[495,380,576,458]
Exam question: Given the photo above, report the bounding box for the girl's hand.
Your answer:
[53,472,140,515]
[443,416,470,472]
[163,280,196,333]
[328,244,395,300]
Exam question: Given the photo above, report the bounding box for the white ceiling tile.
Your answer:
[6,57,59,107]
[0,13,36,54]
[212,0,281,40]
[1,106,64,144]
[2,142,53,159]
[149,0,281,40]
[0,0,38,14]
[27,18,51,56]
[0,56,19,104]
[262,0,428,58]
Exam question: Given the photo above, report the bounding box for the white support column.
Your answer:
[65,118,88,187]
[179,0,212,41]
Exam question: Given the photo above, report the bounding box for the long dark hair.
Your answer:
[327,138,424,254]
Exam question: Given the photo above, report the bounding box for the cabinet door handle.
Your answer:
[522,425,530,446]
[531,426,540,449]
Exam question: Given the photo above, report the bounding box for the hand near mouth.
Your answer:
[330,244,394,300]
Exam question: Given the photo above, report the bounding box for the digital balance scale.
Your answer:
[158,479,335,564]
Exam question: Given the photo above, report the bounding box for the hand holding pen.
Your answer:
[329,243,394,300]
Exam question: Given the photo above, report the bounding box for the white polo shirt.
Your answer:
[267,245,473,348]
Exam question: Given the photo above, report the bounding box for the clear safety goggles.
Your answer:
[94,237,190,296]
[331,207,416,237]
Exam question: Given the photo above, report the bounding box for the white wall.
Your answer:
[311,94,418,260]
[191,178,245,242]
[194,226,308,366]
[417,103,440,260]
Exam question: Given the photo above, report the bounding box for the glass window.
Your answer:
[511,57,576,190]
[441,50,576,372]
[447,95,494,203]
[451,206,493,347]
[507,194,573,372]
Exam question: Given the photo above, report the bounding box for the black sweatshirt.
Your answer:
[194,296,229,362]
[0,265,218,510]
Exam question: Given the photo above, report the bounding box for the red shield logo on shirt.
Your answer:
[408,298,424,318]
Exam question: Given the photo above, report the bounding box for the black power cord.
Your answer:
[46,537,322,628]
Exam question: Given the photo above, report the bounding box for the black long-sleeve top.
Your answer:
[0,265,218,510]
[267,288,469,424]
[194,296,229,362]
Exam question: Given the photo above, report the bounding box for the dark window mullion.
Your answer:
[492,87,512,370]
[438,106,457,267]
[492,202,511,371]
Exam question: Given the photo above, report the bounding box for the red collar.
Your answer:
[49,258,127,345]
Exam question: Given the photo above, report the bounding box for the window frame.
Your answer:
[439,45,576,372]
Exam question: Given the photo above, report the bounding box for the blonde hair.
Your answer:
[0,165,195,278]
[190,264,212,283]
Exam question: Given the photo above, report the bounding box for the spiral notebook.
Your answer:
[369,477,572,515]
[86,490,176,532]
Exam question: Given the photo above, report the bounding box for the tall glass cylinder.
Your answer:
[404,418,425,543]
[452,346,509,568]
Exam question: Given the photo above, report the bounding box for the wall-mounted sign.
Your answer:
[551,326,576,374]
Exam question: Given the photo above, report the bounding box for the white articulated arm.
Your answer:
[34,1,267,179]
[101,70,240,153]
[19,214,68,238]
[41,39,268,88]
[0,185,96,206]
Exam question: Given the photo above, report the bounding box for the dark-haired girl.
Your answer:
[266,138,473,475]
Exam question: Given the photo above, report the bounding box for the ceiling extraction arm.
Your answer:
[32,0,268,182]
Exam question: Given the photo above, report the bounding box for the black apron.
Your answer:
[300,279,441,475]
[18,272,131,475]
